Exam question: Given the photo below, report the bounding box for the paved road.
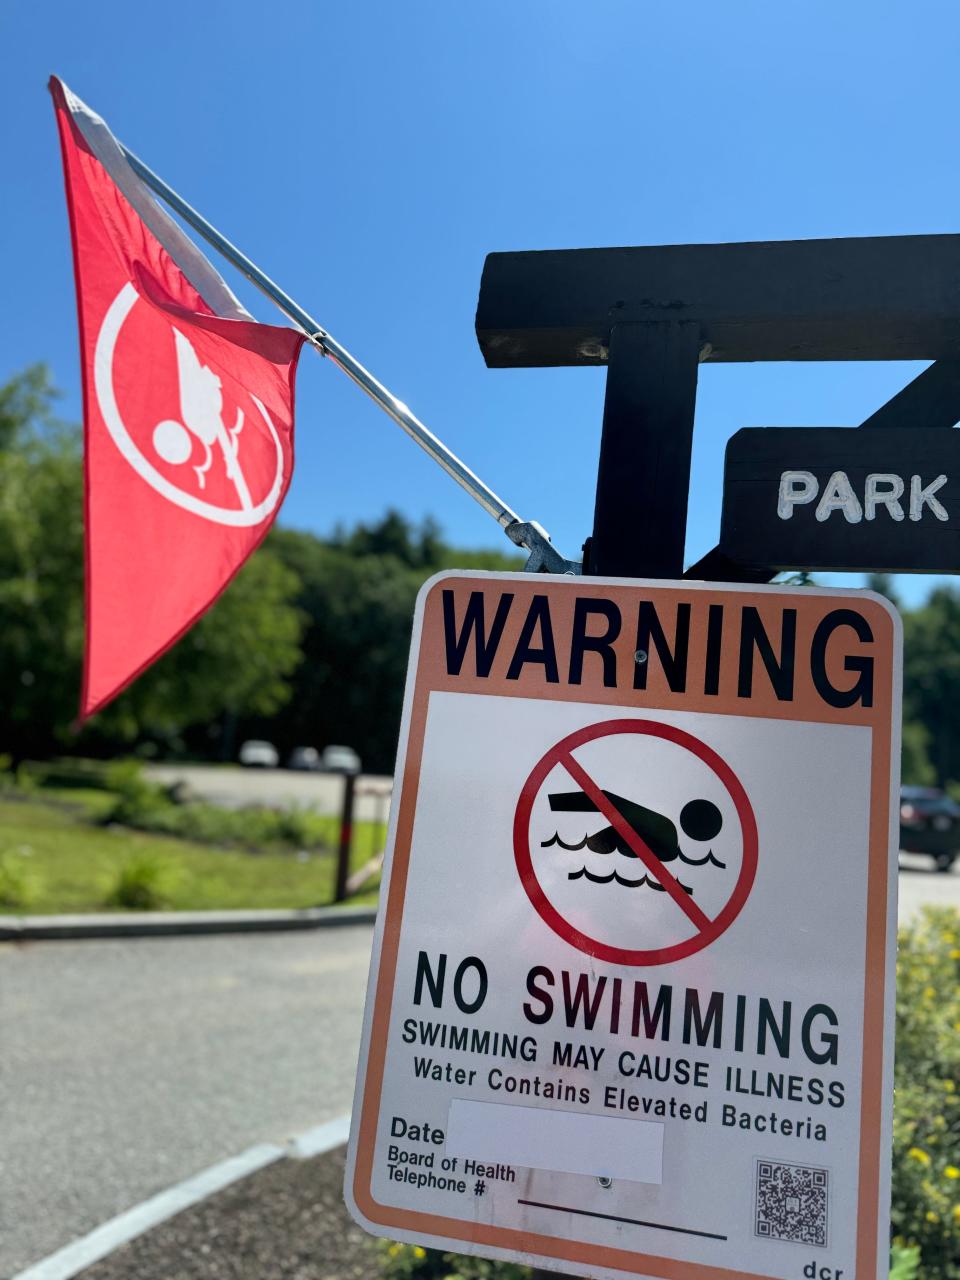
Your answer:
[897,852,960,918]
[145,765,393,822]
[0,927,373,1278]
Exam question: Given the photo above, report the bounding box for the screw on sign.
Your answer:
[514,719,758,966]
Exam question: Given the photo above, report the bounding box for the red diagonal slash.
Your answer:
[558,749,713,935]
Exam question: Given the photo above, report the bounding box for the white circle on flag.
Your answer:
[94,283,286,527]
[153,419,192,464]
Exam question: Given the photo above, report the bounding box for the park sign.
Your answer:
[346,571,901,1280]
[720,427,960,573]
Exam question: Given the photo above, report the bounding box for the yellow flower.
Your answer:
[954,1204,960,1224]
[927,1210,940,1223]
[946,1080,957,1094]
[945,1166,960,1179]
[950,949,960,960]
[908,1148,931,1166]
[923,986,936,1001]
[413,1248,426,1259]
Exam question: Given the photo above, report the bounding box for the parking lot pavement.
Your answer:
[0,927,373,1278]
[145,764,392,821]
[897,852,960,920]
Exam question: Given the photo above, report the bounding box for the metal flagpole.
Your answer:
[117,145,579,575]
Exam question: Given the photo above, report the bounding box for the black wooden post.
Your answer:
[533,323,700,1280]
[334,772,356,904]
[587,321,702,578]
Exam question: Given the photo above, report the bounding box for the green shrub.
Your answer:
[104,854,177,910]
[379,1241,529,1280]
[0,851,37,909]
[102,760,171,820]
[269,805,325,847]
[98,760,331,854]
[20,757,112,792]
[893,908,960,1274]
[146,800,327,850]
[890,1243,922,1280]
[14,762,37,793]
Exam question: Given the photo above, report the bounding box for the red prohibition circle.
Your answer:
[513,718,758,966]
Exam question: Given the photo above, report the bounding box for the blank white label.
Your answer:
[445,1099,663,1184]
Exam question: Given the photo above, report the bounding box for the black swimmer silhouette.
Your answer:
[541,791,725,890]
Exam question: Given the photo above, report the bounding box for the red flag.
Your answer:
[49,77,306,721]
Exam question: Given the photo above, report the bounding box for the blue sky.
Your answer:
[2,1,959,605]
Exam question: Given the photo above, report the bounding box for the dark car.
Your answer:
[899,786,960,872]
[287,746,321,771]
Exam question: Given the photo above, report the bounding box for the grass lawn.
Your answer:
[0,796,382,914]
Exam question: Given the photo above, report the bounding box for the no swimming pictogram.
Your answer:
[513,718,759,965]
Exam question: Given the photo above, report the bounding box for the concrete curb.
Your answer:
[10,1115,353,1280]
[0,904,377,941]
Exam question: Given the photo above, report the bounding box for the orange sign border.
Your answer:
[346,573,900,1280]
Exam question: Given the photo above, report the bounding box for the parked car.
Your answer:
[287,745,321,771]
[899,785,960,872]
[320,744,361,774]
[239,739,279,768]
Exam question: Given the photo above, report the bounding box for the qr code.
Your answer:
[755,1160,828,1246]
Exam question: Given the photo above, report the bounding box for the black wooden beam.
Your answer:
[859,358,960,430]
[683,547,775,584]
[588,322,701,577]
[477,235,960,368]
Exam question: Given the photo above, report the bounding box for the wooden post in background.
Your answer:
[334,772,356,904]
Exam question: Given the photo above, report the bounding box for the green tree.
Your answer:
[330,507,522,573]
[0,366,85,759]
[863,575,936,784]
[865,572,901,608]
[261,528,426,771]
[259,514,523,771]
[0,366,304,758]
[901,720,935,787]
[331,508,440,567]
[903,587,960,788]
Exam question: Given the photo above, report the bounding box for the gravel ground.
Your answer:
[78,1147,380,1280]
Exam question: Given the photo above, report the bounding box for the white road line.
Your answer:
[287,1113,351,1159]
[12,1115,352,1280]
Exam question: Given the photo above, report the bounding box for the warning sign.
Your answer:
[346,573,900,1280]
